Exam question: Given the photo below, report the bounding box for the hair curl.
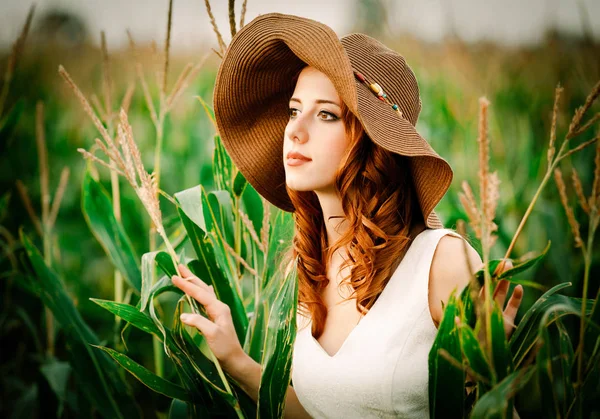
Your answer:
[280,95,426,340]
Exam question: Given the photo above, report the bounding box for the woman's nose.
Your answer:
[286,121,308,144]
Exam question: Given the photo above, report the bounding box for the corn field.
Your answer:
[0,2,599,418]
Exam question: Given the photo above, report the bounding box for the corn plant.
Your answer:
[77,128,297,417]
[429,81,600,418]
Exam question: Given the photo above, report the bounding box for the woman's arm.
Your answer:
[171,264,312,419]
[224,351,312,419]
[428,234,523,334]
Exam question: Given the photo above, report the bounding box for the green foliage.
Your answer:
[429,262,599,418]
[82,171,142,293]
[19,230,140,419]
[4,27,598,418]
[79,131,297,417]
[429,292,465,418]
[258,262,298,419]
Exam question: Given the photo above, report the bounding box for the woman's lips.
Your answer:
[286,158,311,166]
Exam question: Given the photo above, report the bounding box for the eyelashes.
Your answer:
[288,108,339,121]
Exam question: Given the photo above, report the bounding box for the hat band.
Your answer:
[353,71,404,118]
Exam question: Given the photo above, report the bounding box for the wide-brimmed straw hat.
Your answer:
[213,12,453,229]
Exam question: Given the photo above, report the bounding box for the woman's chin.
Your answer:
[285,180,318,192]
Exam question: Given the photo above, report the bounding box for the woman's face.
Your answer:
[283,66,350,194]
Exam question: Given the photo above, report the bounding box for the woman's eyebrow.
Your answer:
[289,97,341,108]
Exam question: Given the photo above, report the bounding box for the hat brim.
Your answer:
[213,12,452,229]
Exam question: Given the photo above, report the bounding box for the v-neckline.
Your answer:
[308,228,430,359]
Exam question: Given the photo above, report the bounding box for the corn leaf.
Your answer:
[263,209,294,290]
[244,299,269,364]
[555,318,574,415]
[429,292,465,419]
[172,298,247,415]
[498,240,551,280]
[92,345,191,402]
[213,134,234,197]
[20,230,139,419]
[258,260,298,419]
[491,303,513,383]
[470,366,536,419]
[240,178,264,243]
[536,313,560,417]
[459,325,493,387]
[140,250,160,312]
[175,188,248,343]
[233,170,247,197]
[510,283,595,368]
[90,298,226,414]
[168,399,188,419]
[510,282,571,367]
[81,171,141,293]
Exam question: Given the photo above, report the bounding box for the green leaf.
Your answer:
[258,259,298,419]
[536,312,560,418]
[244,299,269,364]
[156,251,177,277]
[585,288,600,357]
[460,284,476,328]
[168,399,188,419]
[510,282,571,366]
[20,230,139,419]
[92,345,191,401]
[81,171,141,292]
[474,260,503,286]
[510,283,594,367]
[263,209,294,289]
[141,251,160,312]
[205,190,236,263]
[429,292,465,419]
[40,359,72,417]
[90,298,227,415]
[233,170,247,197]
[175,193,248,343]
[172,298,242,414]
[240,179,265,242]
[91,298,162,336]
[470,366,536,419]
[174,185,207,231]
[555,318,574,415]
[498,241,551,280]
[213,134,234,195]
[459,325,493,387]
[490,303,513,383]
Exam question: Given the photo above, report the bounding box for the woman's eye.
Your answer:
[319,111,338,121]
[288,108,338,121]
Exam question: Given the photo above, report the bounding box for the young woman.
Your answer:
[172,12,523,418]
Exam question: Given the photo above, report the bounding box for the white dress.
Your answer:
[291,228,464,418]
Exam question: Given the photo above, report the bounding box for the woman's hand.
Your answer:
[172,263,246,372]
[485,259,524,339]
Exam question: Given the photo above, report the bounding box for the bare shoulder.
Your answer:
[428,233,483,327]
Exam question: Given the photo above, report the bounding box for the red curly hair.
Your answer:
[280,93,426,340]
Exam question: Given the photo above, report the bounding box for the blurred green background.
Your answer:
[1,1,599,417]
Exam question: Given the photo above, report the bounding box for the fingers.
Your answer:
[502,285,523,338]
[172,275,224,320]
[493,280,510,308]
[180,312,218,337]
[176,263,211,290]
[178,263,194,278]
